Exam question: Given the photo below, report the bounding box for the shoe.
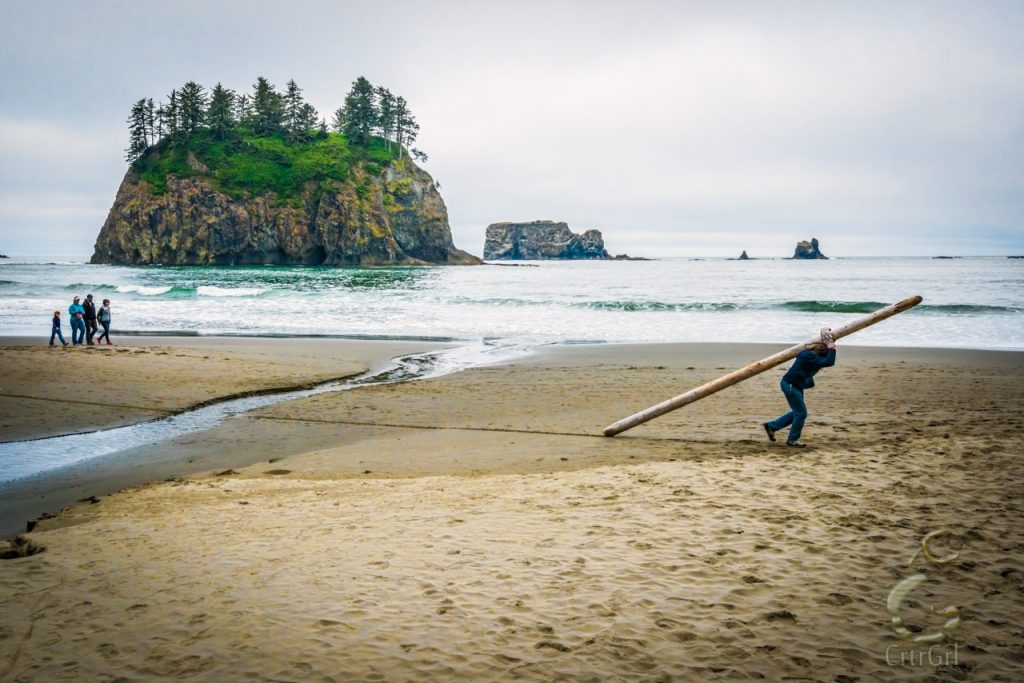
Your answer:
[763,423,776,442]
[107,340,112,345]
[786,441,807,448]
[63,343,69,346]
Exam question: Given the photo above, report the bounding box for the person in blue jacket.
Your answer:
[68,296,86,345]
[763,326,837,448]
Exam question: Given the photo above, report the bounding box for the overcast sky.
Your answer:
[1,0,1022,258]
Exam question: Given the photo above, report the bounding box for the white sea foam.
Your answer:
[116,284,173,295]
[196,286,267,297]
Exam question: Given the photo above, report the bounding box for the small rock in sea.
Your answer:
[792,237,828,259]
[484,221,610,260]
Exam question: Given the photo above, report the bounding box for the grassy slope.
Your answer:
[134,130,397,202]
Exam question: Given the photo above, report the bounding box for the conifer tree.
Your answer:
[251,77,285,135]
[206,83,237,139]
[178,81,206,137]
[161,89,180,139]
[317,118,329,139]
[339,76,377,146]
[125,98,150,162]
[284,79,305,138]
[394,96,418,158]
[375,86,396,154]
[296,103,319,138]
[154,101,166,140]
[236,94,252,127]
[144,98,156,146]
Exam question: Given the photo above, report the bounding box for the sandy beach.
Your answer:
[1,338,1022,681]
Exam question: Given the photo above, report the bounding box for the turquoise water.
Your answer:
[1,256,1021,349]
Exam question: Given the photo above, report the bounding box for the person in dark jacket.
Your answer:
[50,310,68,346]
[96,299,113,344]
[83,294,98,345]
[763,326,837,447]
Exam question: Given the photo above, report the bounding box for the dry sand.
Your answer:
[1,341,1022,681]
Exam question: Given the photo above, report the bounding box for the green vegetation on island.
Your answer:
[125,76,425,199]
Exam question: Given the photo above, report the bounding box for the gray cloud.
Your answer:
[1,0,1022,257]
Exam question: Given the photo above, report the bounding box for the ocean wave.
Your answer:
[920,303,1022,314]
[578,300,741,312]
[778,300,889,314]
[779,300,1021,314]
[449,296,551,307]
[197,286,268,297]
[116,284,175,296]
[66,282,119,291]
[0,280,16,285]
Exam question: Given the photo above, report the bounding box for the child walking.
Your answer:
[50,310,68,346]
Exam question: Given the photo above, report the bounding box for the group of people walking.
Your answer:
[51,294,112,346]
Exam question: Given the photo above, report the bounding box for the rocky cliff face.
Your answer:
[483,221,610,260]
[91,159,479,266]
[793,238,828,260]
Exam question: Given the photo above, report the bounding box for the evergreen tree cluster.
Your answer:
[329,77,424,162]
[125,76,423,164]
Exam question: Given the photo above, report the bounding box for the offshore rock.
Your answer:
[792,238,828,260]
[483,221,610,260]
[91,158,480,266]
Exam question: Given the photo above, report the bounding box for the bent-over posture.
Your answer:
[763,326,836,447]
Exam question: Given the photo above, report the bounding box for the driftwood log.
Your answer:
[602,296,923,437]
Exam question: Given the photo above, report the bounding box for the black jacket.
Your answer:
[782,348,836,390]
[83,300,97,320]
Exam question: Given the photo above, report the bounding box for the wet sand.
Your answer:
[0,336,447,537]
[0,336,390,441]
[1,341,1022,681]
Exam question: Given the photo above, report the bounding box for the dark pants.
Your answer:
[86,318,98,343]
[766,380,808,443]
[97,320,111,343]
[71,318,85,344]
[50,325,67,345]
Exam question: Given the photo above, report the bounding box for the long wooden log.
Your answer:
[602,295,923,437]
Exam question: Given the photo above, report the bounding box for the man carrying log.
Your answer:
[763,326,837,448]
[603,298,919,438]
